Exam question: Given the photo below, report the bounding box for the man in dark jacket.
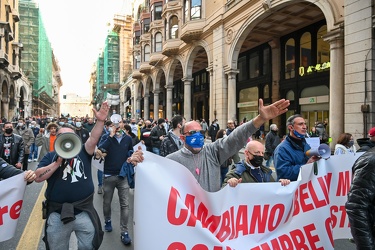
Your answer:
[346,147,375,248]
[160,115,185,157]
[264,124,281,168]
[150,118,166,155]
[140,120,153,152]
[28,121,40,162]
[356,127,375,152]
[0,122,24,169]
[208,119,220,142]
[14,118,35,171]
[0,157,36,183]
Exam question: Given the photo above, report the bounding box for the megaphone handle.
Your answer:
[313,162,318,175]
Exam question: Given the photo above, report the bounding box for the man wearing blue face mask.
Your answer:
[166,99,290,192]
[274,114,320,181]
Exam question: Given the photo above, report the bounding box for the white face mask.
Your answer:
[18,123,23,127]
[75,122,82,128]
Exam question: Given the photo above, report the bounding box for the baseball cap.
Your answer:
[369,127,375,137]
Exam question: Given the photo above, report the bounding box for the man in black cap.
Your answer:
[150,118,167,155]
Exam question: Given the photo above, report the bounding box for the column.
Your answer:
[166,85,173,120]
[182,78,193,121]
[207,66,214,123]
[136,97,142,119]
[144,94,150,120]
[153,89,160,120]
[2,97,9,121]
[324,27,344,149]
[225,69,239,121]
[131,97,135,118]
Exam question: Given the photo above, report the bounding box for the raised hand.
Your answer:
[93,101,110,122]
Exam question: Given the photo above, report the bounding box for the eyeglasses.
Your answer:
[183,130,205,135]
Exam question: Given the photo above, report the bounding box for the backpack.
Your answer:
[315,123,328,143]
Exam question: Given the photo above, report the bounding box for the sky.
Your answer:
[36,0,131,97]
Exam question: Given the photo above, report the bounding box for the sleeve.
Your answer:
[346,155,375,248]
[35,134,43,146]
[222,167,241,188]
[18,138,25,163]
[274,144,302,181]
[265,134,273,152]
[160,138,168,157]
[98,134,111,150]
[150,128,159,142]
[0,159,23,179]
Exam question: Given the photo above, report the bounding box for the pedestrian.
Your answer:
[74,118,90,144]
[200,119,208,138]
[150,118,167,155]
[226,120,241,164]
[334,133,356,155]
[0,122,24,169]
[356,127,375,152]
[208,119,220,142]
[273,114,320,181]
[97,117,144,246]
[83,117,95,132]
[345,147,375,249]
[223,140,290,187]
[13,118,35,171]
[160,115,185,157]
[34,102,111,250]
[28,120,40,162]
[124,124,140,146]
[264,124,281,168]
[166,99,290,192]
[35,122,59,162]
[140,120,153,152]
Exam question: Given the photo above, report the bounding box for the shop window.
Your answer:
[144,45,150,61]
[238,87,259,122]
[249,51,259,79]
[299,32,311,76]
[286,90,295,101]
[263,84,270,99]
[238,56,247,81]
[285,38,295,79]
[317,25,330,64]
[155,32,162,52]
[169,16,179,39]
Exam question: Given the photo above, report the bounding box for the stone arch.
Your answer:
[184,40,211,78]
[228,0,339,70]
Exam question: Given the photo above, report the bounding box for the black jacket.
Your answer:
[346,147,375,248]
[150,125,166,148]
[357,138,375,152]
[0,134,24,165]
[160,132,181,157]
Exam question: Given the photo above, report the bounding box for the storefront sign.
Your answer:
[299,62,330,76]
[299,95,329,105]
[237,101,258,108]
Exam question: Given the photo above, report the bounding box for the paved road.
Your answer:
[0,152,356,249]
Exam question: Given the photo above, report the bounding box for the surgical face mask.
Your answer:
[75,122,82,128]
[108,128,113,133]
[5,128,13,134]
[250,154,264,167]
[30,125,35,128]
[185,132,204,149]
[348,140,354,147]
[59,122,64,126]
[18,123,23,127]
[293,129,305,139]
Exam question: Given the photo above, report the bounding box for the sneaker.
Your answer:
[34,159,37,162]
[97,186,103,194]
[121,232,131,245]
[104,220,112,232]
[28,159,32,163]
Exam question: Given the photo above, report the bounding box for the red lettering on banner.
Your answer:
[235,205,249,237]
[168,242,232,250]
[325,217,334,247]
[330,205,348,228]
[336,171,351,196]
[317,173,332,203]
[0,200,23,226]
[251,223,323,250]
[167,187,188,225]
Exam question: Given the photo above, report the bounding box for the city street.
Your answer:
[0,157,356,250]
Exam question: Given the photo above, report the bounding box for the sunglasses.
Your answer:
[183,130,205,135]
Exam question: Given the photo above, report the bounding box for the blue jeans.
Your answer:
[152,147,160,155]
[46,211,95,250]
[97,170,103,187]
[28,143,38,160]
[266,155,274,168]
[103,175,129,233]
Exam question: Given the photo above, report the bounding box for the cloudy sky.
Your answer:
[36,0,130,97]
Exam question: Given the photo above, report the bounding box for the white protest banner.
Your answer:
[134,152,361,249]
[133,142,146,152]
[0,173,27,242]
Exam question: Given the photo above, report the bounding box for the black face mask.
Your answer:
[131,122,136,125]
[147,125,152,129]
[5,128,13,134]
[250,155,264,167]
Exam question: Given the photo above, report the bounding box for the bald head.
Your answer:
[181,121,202,135]
[245,140,264,153]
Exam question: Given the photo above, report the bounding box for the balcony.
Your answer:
[149,52,164,66]
[0,50,9,68]
[162,39,181,57]
[140,33,151,44]
[149,20,163,33]
[8,65,22,80]
[132,70,142,80]
[180,19,205,43]
[12,9,20,22]
[139,62,152,74]
[163,1,182,15]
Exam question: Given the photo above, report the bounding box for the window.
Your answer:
[237,56,247,81]
[155,32,162,52]
[169,16,179,39]
[135,54,140,69]
[154,4,163,20]
[191,0,202,19]
[317,25,329,64]
[285,38,295,79]
[144,45,150,61]
[142,18,150,34]
[263,47,270,76]
[184,0,189,22]
[299,32,311,76]
[249,51,259,79]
